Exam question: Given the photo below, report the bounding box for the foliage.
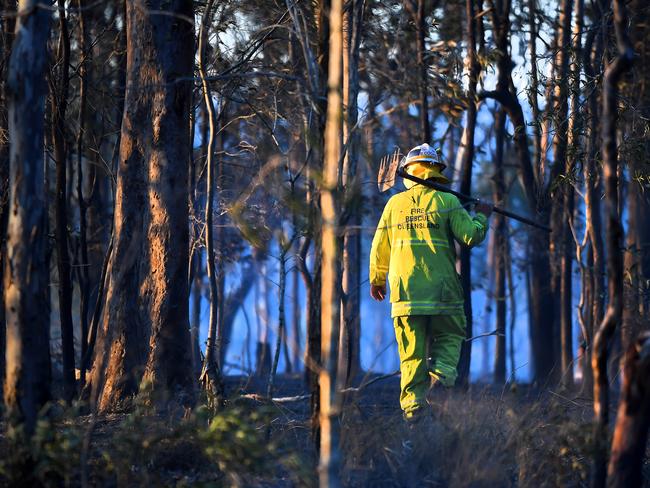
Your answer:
[0,397,313,487]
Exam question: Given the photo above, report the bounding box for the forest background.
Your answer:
[0,0,649,486]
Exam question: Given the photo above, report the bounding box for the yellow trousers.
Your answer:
[393,314,466,415]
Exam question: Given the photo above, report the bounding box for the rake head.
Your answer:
[377,149,402,193]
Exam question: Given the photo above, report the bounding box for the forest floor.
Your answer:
[1,373,646,487]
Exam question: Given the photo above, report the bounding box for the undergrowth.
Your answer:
[0,381,641,487]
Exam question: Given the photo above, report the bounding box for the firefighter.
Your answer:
[369,143,492,422]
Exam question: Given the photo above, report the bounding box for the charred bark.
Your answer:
[493,108,507,384]
[51,0,76,403]
[339,0,364,386]
[4,0,52,432]
[456,0,483,387]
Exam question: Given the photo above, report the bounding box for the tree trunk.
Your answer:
[90,0,195,412]
[292,263,302,372]
[3,0,52,432]
[591,0,633,484]
[581,2,607,392]
[339,0,364,386]
[51,0,76,403]
[0,0,17,399]
[416,0,431,142]
[485,0,556,383]
[198,0,223,399]
[456,0,482,387]
[560,0,584,388]
[493,108,507,384]
[268,246,289,397]
[550,0,575,388]
[607,332,650,487]
[319,0,343,483]
[75,0,92,389]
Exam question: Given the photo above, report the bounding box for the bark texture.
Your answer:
[319,0,343,483]
[90,0,195,412]
[607,332,650,487]
[3,0,52,433]
[591,0,633,484]
[456,0,482,387]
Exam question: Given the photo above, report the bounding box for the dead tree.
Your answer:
[75,0,91,388]
[286,0,329,446]
[482,0,555,383]
[50,0,76,403]
[456,0,483,387]
[493,107,507,384]
[319,0,343,483]
[339,0,365,386]
[90,0,196,412]
[3,0,52,433]
[591,0,634,485]
[197,0,224,400]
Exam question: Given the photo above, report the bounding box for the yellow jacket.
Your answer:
[369,184,489,318]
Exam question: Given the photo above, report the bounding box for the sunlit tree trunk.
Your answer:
[90,0,195,412]
[607,332,650,487]
[319,0,343,484]
[0,0,16,398]
[3,0,52,433]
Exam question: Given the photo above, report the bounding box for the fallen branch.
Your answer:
[465,329,505,342]
[239,370,401,403]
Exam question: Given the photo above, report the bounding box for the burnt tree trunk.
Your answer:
[51,0,76,403]
[75,0,91,388]
[591,0,634,485]
[456,0,483,387]
[493,108,507,384]
[90,0,195,412]
[416,0,431,142]
[4,0,52,432]
[484,0,556,383]
[339,0,364,386]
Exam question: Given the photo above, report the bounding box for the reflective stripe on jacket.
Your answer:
[369,184,488,318]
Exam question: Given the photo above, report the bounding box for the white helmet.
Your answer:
[399,143,450,187]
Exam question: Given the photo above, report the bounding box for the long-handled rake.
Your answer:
[378,150,550,232]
